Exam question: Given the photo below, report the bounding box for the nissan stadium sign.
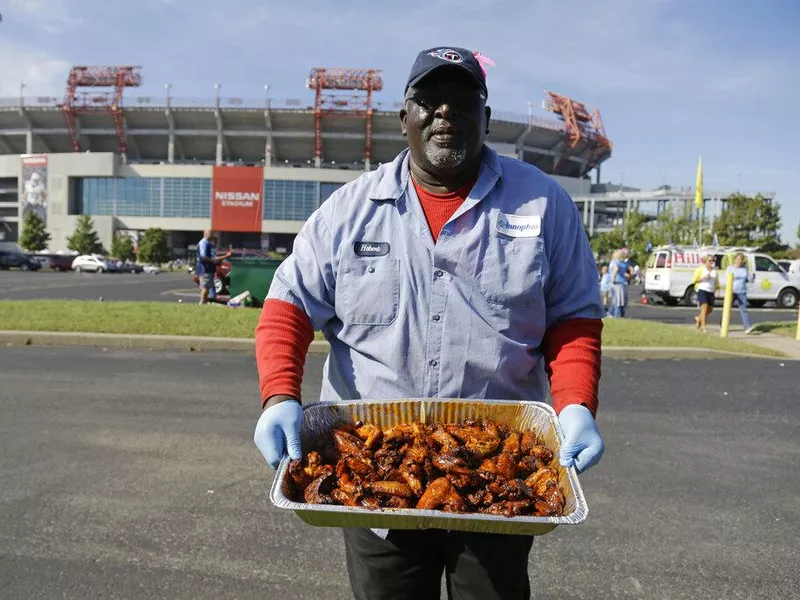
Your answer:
[211,166,264,232]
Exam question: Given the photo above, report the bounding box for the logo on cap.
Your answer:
[429,49,463,63]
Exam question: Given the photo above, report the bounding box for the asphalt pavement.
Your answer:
[1,347,798,599]
[1,270,199,302]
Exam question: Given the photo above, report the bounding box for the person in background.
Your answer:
[608,249,630,318]
[726,253,755,334]
[196,230,231,305]
[692,254,719,333]
[599,265,611,313]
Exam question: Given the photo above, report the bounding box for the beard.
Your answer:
[422,141,468,170]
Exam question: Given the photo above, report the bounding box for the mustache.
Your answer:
[425,122,461,138]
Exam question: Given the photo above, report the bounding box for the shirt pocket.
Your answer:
[340,258,400,325]
[479,236,545,307]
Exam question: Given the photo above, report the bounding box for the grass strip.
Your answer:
[0,300,784,357]
[753,321,797,338]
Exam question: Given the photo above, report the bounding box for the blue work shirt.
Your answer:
[727,266,749,295]
[267,146,603,404]
[196,238,215,276]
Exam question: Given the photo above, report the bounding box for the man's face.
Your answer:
[400,69,490,173]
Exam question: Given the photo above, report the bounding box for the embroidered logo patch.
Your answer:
[495,212,541,238]
[354,241,390,257]
[428,49,463,63]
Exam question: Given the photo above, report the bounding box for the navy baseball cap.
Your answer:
[405,47,488,98]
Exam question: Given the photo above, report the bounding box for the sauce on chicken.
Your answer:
[288,418,566,518]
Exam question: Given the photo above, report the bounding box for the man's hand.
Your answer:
[253,398,303,469]
[558,404,604,474]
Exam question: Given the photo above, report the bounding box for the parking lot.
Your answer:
[2,270,796,329]
[1,347,797,599]
[0,271,199,303]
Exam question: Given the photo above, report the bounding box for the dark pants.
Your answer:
[343,528,534,600]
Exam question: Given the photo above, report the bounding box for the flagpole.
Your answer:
[695,157,704,247]
[698,202,703,245]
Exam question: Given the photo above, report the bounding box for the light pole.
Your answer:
[264,84,271,108]
[214,83,221,107]
[19,82,26,108]
[165,83,172,108]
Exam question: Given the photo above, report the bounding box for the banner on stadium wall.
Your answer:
[211,166,264,232]
[20,155,48,226]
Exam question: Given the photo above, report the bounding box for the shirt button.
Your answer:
[434,269,444,278]
[432,314,441,321]
[429,359,438,367]
[367,266,375,273]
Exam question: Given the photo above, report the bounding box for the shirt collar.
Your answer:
[368,144,502,202]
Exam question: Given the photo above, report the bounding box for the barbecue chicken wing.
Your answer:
[292,417,566,518]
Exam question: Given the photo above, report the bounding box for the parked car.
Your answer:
[72,254,117,273]
[0,249,40,271]
[27,252,74,272]
[29,254,52,269]
[47,254,75,272]
[777,259,800,274]
[143,264,161,274]
[114,260,144,274]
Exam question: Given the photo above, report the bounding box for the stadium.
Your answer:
[0,63,696,255]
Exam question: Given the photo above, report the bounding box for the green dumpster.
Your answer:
[227,258,284,306]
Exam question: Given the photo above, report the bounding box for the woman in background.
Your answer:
[726,253,755,334]
[609,249,630,318]
[692,255,719,333]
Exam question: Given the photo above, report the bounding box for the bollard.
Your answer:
[720,271,734,338]
[796,306,800,341]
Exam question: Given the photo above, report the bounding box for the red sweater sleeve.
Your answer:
[255,299,315,408]
[543,318,603,416]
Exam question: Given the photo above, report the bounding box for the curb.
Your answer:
[0,330,791,360]
[600,346,791,361]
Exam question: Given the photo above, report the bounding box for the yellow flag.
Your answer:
[695,157,703,210]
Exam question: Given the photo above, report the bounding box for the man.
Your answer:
[196,230,230,304]
[254,47,605,599]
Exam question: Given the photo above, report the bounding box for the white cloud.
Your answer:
[205,0,792,102]
[3,0,83,34]
[0,40,70,96]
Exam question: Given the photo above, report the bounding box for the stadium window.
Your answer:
[320,183,343,206]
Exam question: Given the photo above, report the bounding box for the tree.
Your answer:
[136,228,170,265]
[796,222,800,249]
[590,209,653,265]
[110,233,135,262]
[652,205,696,248]
[67,215,104,255]
[18,211,50,252]
[712,193,782,249]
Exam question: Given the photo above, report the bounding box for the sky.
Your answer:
[1,0,799,244]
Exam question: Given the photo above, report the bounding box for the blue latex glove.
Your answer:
[558,404,605,474]
[253,400,303,469]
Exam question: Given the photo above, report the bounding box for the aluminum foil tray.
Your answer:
[270,398,588,536]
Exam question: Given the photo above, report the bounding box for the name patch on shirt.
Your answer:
[496,212,541,238]
[354,241,390,257]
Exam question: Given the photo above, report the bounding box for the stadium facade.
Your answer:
[0,71,620,255]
